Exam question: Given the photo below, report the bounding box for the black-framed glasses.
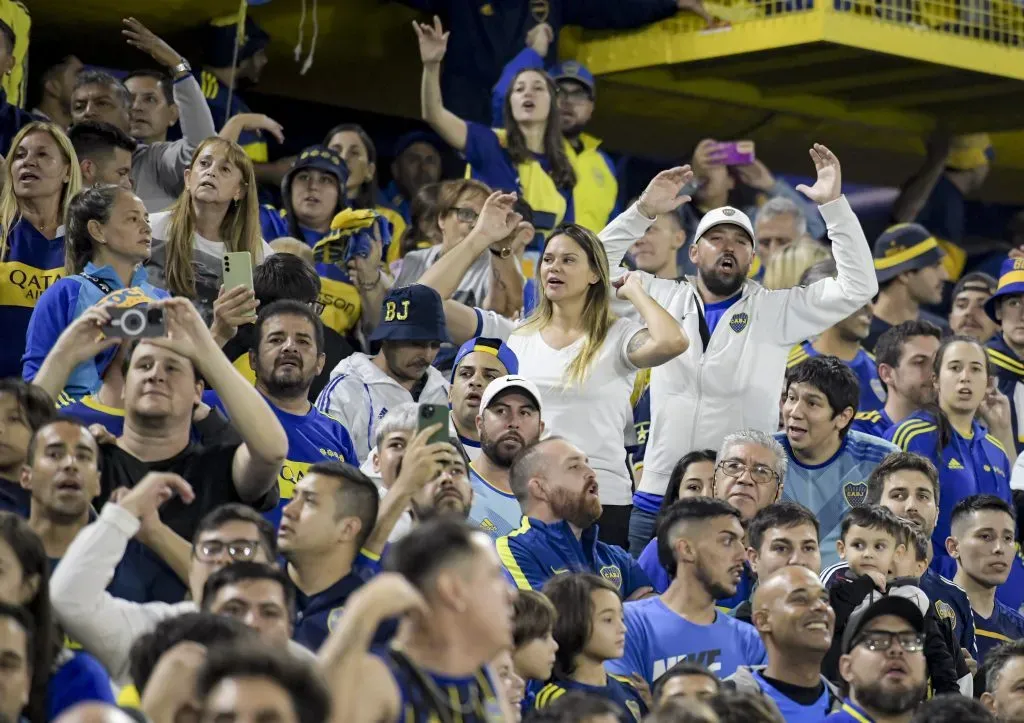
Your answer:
[309,300,325,315]
[717,460,779,487]
[193,539,261,562]
[453,207,479,224]
[855,631,925,653]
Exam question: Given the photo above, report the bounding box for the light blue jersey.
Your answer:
[605,597,766,685]
[467,463,523,540]
[778,431,898,569]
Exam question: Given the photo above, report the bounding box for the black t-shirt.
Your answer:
[98,442,279,542]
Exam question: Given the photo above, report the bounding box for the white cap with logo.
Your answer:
[694,206,756,251]
[480,375,543,414]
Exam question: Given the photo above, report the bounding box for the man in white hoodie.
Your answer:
[315,285,451,461]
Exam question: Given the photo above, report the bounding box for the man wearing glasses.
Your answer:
[826,596,928,722]
[778,356,898,568]
[51,474,313,685]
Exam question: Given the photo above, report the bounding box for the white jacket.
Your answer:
[314,352,450,462]
[601,197,877,497]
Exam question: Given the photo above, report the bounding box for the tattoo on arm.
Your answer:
[627,330,651,356]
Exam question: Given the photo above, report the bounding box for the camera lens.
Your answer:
[120,309,146,335]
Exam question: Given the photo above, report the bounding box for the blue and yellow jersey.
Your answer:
[205,391,358,528]
[467,463,522,540]
[885,412,1012,570]
[23,263,168,400]
[627,368,651,479]
[787,341,886,414]
[534,676,646,722]
[200,70,267,163]
[292,549,382,651]
[974,599,1024,664]
[825,699,879,722]
[59,394,125,437]
[919,568,978,658]
[374,648,505,723]
[851,408,894,439]
[0,219,66,377]
[987,334,1024,454]
[496,517,652,596]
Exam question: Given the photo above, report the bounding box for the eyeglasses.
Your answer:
[308,300,325,315]
[193,539,261,562]
[717,460,779,487]
[855,631,925,653]
[452,207,479,224]
[557,87,591,103]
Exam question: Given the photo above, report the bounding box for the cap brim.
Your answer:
[697,220,754,243]
[985,286,1024,322]
[485,384,541,412]
[874,247,946,284]
[368,326,452,344]
[841,596,925,654]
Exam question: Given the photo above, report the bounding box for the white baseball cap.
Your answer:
[480,375,543,413]
[694,206,756,250]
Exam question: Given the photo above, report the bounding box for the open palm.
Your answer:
[796,143,842,205]
[413,16,449,64]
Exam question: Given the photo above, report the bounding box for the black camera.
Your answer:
[100,305,166,339]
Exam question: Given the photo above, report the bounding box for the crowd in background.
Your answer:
[0,2,1022,722]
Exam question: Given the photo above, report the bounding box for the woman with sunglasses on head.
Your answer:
[0,122,82,379]
[418,181,689,548]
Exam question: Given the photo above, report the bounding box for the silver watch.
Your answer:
[171,59,191,79]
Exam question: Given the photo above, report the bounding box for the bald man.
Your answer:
[725,567,842,722]
[53,703,139,723]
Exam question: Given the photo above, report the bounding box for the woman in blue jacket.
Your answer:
[22,185,168,401]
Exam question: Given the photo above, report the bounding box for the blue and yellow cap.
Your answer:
[985,257,1024,322]
[392,131,446,159]
[873,224,945,284]
[946,133,994,172]
[450,337,519,383]
[283,145,349,206]
[550,61,595,97]
[368,285,452,344]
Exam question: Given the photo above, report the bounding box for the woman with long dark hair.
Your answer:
[0,122,82,378]
[0,513,114,721]
[259,145,349,248]
[534,573,648,721]
[23,185,168,400]
[324,123,408,259]
[886,334,1015,578]
[415,17,574,240]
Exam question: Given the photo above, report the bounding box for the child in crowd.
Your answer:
[536,574,648,722]
[512,590,559,716]
[824,505,962,693]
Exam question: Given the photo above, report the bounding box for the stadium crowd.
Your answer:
[0,2,1022,722]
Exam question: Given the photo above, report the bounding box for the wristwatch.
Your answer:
[489,246,513,259]
[171,59,191,80]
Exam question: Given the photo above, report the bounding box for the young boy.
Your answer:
[513,590,559,716]
[0,379,55,516]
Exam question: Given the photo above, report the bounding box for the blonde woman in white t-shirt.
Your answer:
[418,173,693,547]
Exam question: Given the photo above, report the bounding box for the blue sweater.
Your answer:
[22,262,168,399]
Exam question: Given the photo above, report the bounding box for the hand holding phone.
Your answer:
[222,252,256,321]
[716,140,756,166]
[417,404,450,445]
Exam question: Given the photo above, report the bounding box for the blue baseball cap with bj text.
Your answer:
[368,285,452,344]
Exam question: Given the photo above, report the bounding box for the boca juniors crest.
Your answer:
[843,481,868,507]
[729,313,749,333]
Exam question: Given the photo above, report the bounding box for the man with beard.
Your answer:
[787,258,885,414]
[316,285,451,463]
[825,596,928,722]
[985,258,1024,455]
[207,300,358,528]
[980,639,1024,720]
[864,224,949,353]
[948,495,1024,665]
[852,321,942,438]
[777,356,897,569]
[496,438,653,598]
[409,443,474,523]
[596,145,877,557]
[468,375,544,538]
[726,566,842,721]
[448,338,520,459]
[949,272,997,343]
[607,497,766,685]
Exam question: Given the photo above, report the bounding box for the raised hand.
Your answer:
[636,166,694,219]
[53,303,121,365]
[211,285,259,346]
[473,191,522,246]
[526,23,554,57]
[796,143,842,205]
[122,17,183,70]
[413,16,450,65]
[734,159,776,192]
[147,298,217,363]
[117,471,194,522]
[613,271,646,302]
[392,425,462,496]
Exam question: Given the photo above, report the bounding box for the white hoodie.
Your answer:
[314,352,450,462]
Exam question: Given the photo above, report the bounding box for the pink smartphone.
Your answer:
[717,141,756,166]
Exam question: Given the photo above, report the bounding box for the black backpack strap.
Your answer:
[79,273,115,296]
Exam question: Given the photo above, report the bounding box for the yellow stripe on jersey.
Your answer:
[977,629,1014,642]
[988,348,1024,377]
[899,424,938,450]
[986,434,1008,455]
[535,683,568,707]
[787,344,810,368]
[855,410,882,423]
[611,674,638,689]
[496,519,533,590]
[892,420,934,449]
